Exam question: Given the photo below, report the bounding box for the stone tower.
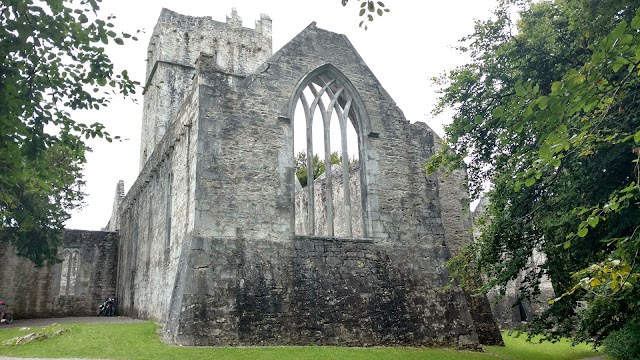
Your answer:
[139,8,272,168]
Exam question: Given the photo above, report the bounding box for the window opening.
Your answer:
[59,249,80,295]
[293,71,361,237]
[67,250,79,295]
[59,250,70,295]
[165,173,173,249]
[518,301,528,322]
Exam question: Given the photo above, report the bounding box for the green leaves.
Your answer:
[492,105,504,118]
[294,151,344,186]
[515,81,526,96]
[428,0,640,346]
[0,0,139,265]
[612,56,629,73]
[577,226,589,238]
[539,145,551,159]
[355,0,389,29]
[536,96,548,110]
[632,11,640,29]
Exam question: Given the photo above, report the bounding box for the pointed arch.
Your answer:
[289,64,378,238]
[59,249,81,295]
[288,64,372,140]
[59,250,71,295]
[68,250,80,295]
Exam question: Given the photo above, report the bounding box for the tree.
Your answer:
[295,151,342,187]
[428,0,640,345]
[0,0,138,266]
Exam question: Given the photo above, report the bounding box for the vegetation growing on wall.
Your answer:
[428,0,640,347]
[294,151,342,187]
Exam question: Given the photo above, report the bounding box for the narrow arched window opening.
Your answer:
[59,250,71,295]
[165,173,173,249]
[59,249,80,296]
[292,70,363,237]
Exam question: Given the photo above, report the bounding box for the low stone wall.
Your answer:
[163,235,479,347]
[0,230,118,319]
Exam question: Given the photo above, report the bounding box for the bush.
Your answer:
[603,319,640,360]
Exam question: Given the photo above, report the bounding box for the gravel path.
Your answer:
[1,316,143,329]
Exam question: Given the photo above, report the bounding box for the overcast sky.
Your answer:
[64,0,497,230]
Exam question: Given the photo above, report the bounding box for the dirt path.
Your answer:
[1,316,143,329]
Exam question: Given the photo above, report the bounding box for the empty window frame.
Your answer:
[291,66,366,238]
[59,249,80,296]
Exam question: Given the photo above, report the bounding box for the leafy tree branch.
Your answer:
[0,0,139,265]
[428,0,640,346]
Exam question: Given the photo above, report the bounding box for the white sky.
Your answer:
[64,0,497,230]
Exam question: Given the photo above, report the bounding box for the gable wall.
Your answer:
[157,24,500,346]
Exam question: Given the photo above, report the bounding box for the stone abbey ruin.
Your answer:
[0,9,504,346]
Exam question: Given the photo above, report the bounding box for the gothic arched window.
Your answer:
[290,65,378,238]
[59,249,80,295]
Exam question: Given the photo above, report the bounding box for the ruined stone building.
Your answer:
[472,198,555,329]
[0,9,502,347]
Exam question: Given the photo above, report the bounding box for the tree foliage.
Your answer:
[428,0,640,345]
[0,0,138,265]
[340,0,390,30]
[295,151,342,187]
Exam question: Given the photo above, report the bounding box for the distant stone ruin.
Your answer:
[472,198,555,329]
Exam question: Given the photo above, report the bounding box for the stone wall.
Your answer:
[295,164,363,237]
[116,11,501,347]
[104,180,125,231]
[139,8,272,168]
[293,154,503,345]
[436,145,503,345]
[472,198,555,329]
[163,236,478,347]
[116,67,200,321]
[0,230,118,318]
[484,249,555,329]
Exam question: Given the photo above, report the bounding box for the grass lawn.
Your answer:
[0,322,601,360]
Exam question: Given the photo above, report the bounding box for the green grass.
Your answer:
[488,333,600,360]
[0,322,600,360]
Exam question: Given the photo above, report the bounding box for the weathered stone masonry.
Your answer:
[0,230,118,318]
[111,8,502,347]
[0,8,502,347]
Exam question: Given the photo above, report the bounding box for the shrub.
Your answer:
[603,319,640,360]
